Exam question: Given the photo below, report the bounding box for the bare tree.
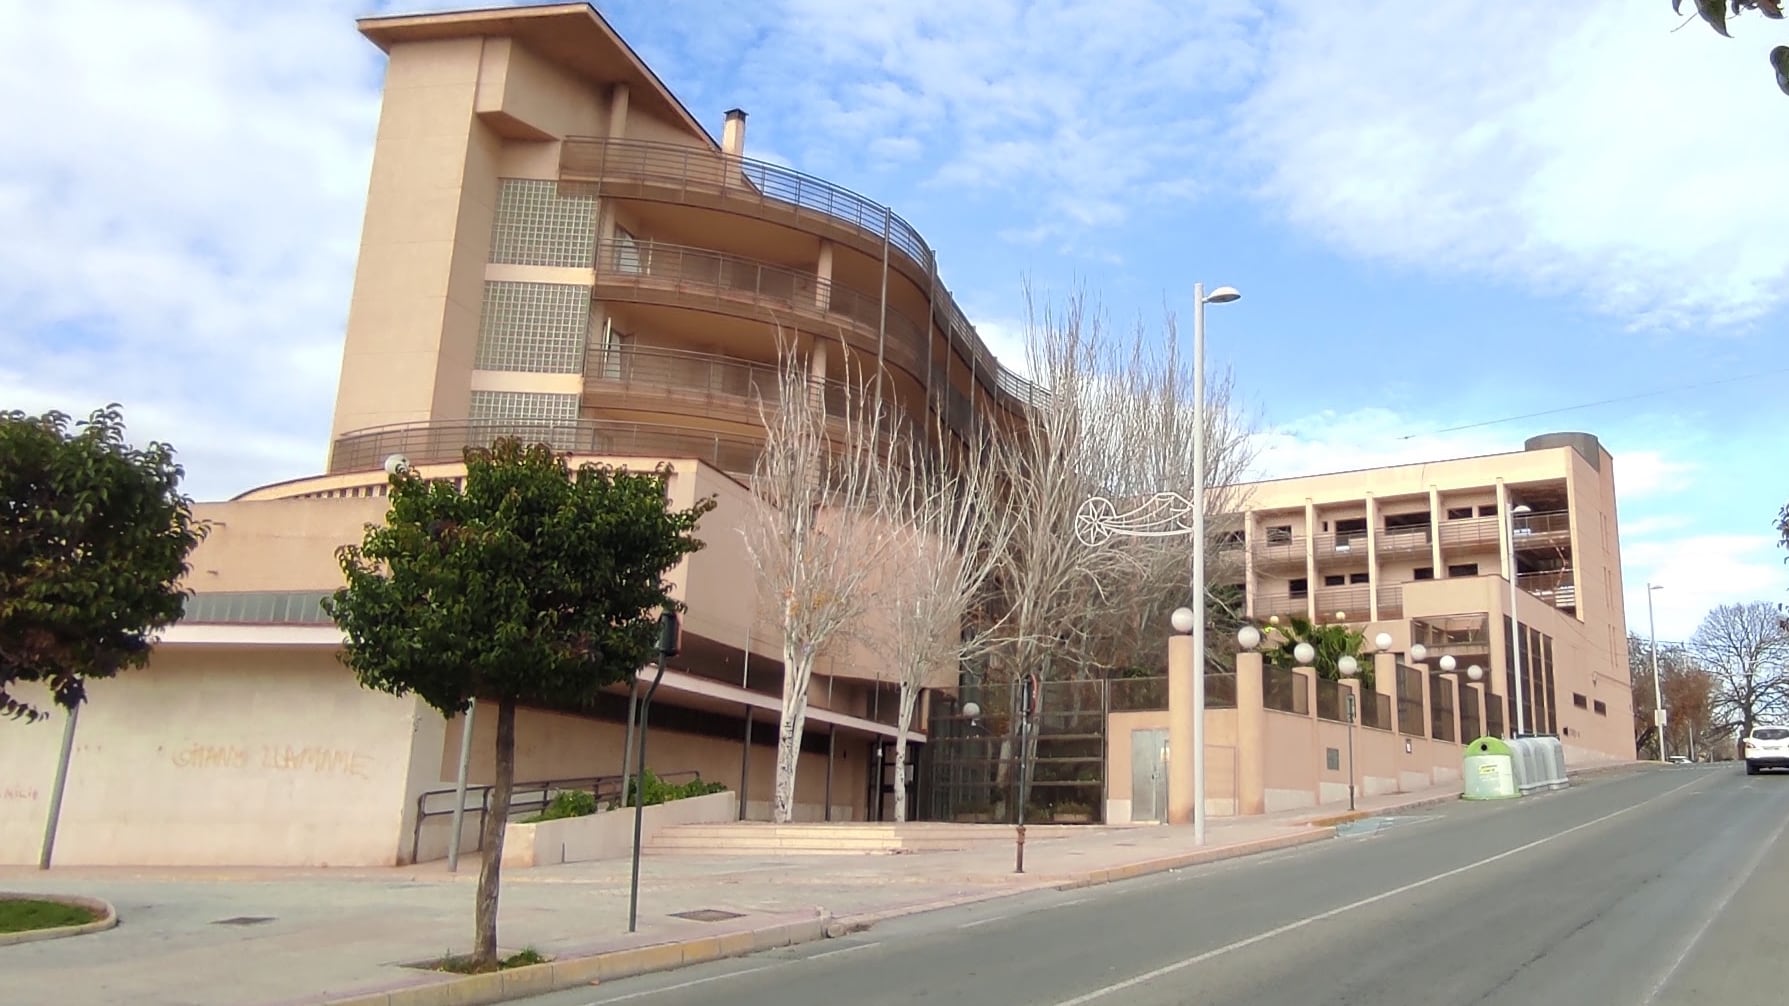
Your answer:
[1629,634,1717,759]
[1692,602,1789,744]
[870,428,1015,822]
[743,336,897,823]
[987,291,1257,689]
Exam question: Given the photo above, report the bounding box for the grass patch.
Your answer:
[0,898,98,934]
[435,947,549,973]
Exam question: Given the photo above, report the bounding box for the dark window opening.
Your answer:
[1324,575,1346,587]
[1349,572,1370,585]
[1413,567,1435,580]
[1289,578,1309,599]
[1446,507,1473,520]
[1447,563,1480,577]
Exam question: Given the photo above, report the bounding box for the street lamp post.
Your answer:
[1339,650,1366,812]
[1188,282,1239,847]
[1648,583,1665,762]
[628,612,682,934]
[1072,282,1239,849]
[1506,502,1533,735]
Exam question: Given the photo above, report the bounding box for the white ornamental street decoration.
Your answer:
[1074,491,1198,547]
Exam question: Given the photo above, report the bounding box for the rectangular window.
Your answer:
[476,281,591,373]
[489,179,597,268]
[1349,572,1370,585]
[1384,512,1430,532]
[1447,563,1480,577]
[1289,578,1309,599]
[1414,567,1435,580]
[469,390,580,423]
[1573,693,1589,709]
[1324,575,1346,587]
[1267,525,1293,543]
[1479,504,1499,517]
[1446,507,1473,520]
[611,226,645,274]
[1593,700,1607,716]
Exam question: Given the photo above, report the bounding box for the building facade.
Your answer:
[1234,432,1635,764]
[1,3,1029,868]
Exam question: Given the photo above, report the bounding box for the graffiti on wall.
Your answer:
[167,742,374,779]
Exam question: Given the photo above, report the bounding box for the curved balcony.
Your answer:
[585,344,857,429]
[593,239,930,384]
[559,138,1044,413]
[329,418,771,478]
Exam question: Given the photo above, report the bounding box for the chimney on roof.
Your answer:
[722,108,747,156]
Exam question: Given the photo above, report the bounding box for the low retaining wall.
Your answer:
[502,791,737,868]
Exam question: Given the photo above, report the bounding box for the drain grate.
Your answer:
[670,908,745,923]
[212,916,275,926]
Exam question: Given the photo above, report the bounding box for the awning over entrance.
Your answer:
[642,667,923,744]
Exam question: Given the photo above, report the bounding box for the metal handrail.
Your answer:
[557,139,1042,408]
[409,770,703,863]
[593,238,930,378]
[585,343,853,419]
[330,418,770,476]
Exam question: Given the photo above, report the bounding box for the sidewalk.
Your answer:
[0,785,1472,1006]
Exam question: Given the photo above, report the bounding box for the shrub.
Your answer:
[624,769,727,808]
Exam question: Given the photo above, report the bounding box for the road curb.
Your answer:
[321,911,829,1006]
[0,892,118,946]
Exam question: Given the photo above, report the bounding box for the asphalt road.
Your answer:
[522,765,1787,1006]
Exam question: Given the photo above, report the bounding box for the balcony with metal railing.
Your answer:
[1439,509,1571,552]
[583,344,857,427]
[1408,614,1492,657]
[328,418,770,478]
[592,238,932,384]
[1517,570,1577,611]
[1251,533,1307,569]
[1376,526,1433,557]
[558,139,1043,412]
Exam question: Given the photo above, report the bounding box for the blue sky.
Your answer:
[1,0,1784,639]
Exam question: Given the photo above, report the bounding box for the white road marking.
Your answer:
[958,914,1012,929]
[1640,805,1789,1005]
[585,964,777,1004]
[1058,898,1091,908]
[1050,775,1708,1006]
[804,940,882,961]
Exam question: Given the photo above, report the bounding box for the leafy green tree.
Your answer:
[0,405,204,721]
[324,440,714,969]
[1672,0,1789,95]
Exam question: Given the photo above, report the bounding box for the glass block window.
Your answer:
[490,179,597,267]
[475,281,590,373]
[468,391,579,423]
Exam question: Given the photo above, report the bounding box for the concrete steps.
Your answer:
[647,821,1102,856]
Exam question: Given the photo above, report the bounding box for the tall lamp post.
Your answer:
[627,611,681,934]
[1648,583,1665,762]
[1338,651,1364,811]
[1188,282,1240,846]
[1506,501,1533,735]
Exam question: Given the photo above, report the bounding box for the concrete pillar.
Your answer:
[1167,631,1196,825]
[1495,479,1512,580]
[1303,499,1318,621]
[1365,493,1380,620]
[1428,485,1443,573]
[1375,651,1399,735]
[1236,651,1266,815]
[722,108,748,156]
[608,83,629,139]
[815,240,835,311]
[1242,509,1257,620]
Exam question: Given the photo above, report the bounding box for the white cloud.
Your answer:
[0,0,380,500]
[747,0,1261,240]
[1237,1,1789,328]
[1622,535,1789,642]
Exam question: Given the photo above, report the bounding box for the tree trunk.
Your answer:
[773,649,813,823]
[473,696,516,969]
[894,681,919,822]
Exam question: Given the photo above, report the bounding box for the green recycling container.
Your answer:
[1462,736,1519,800]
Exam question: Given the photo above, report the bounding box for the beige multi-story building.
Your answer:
[0,3,1034,868]
[1233,432,1635,764]
[0,4,1635,870]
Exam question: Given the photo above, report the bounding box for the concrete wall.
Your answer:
[0,648,425,867]
[1103,708,1238,824]
[502,790,737,867]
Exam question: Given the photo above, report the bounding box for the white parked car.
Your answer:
[1743,726,1789,775]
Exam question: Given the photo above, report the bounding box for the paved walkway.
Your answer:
[0,786,1474,1006]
